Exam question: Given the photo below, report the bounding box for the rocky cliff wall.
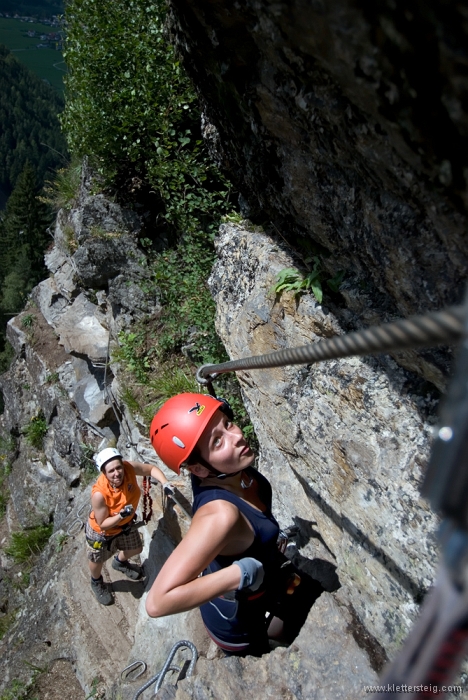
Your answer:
[1,1,468,695]
[209,221,438,657]
[167,0,468,388]
[0,171,380,699]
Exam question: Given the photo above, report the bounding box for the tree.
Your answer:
[0,162,51,297]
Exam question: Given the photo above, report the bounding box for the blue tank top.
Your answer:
[191,467,281,581]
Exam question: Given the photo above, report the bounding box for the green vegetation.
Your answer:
[0,678,28,700]
[0,44,66,195]
[61,0,231,237]
[41,158,81,212]
[21,313,35,328]
[0,163,53,368]
[0,657,49,700]
[6,522,53,563]
[62,0,257,442]
[0,1,63,19]
[272,262,345,303]
[0,17,64,92]
[22,412,48,449]
[151,232,227,363]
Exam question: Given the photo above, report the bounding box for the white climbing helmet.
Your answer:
[94,447,122,472]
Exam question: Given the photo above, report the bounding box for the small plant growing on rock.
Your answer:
[41,159,82,212]
[21,314,35,329]
[80,443,97,484]
[45,372,59,384]
[6,523,53,563]
[272,264,324,302]
[23,413,48,450]
[272,260,345,303]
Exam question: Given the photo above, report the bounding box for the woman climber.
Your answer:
[146,393,324,656]
[86,447,170,605]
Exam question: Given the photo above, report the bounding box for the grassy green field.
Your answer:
[0,17,64,91]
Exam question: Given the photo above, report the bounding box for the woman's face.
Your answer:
[104,458,124,488]
[197,409,254,475]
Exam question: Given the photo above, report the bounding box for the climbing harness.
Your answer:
[120,661,147,683]
[196,305,464,384]
[142,476,153,524]
[132,640,198,699]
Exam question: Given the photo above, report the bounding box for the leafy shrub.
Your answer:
[0,678,28,700]
[61,0,231,238]
[6,523,53,563]
[151,231,227,364]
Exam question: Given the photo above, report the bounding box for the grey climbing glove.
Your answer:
[119,504,134,519]
[163,483,175,496]
[233,557,265,591]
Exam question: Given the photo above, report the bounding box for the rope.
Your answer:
[132,640,198,699]
[196,305,465,382]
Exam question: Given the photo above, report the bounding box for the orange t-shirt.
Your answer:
[88,462,141,536]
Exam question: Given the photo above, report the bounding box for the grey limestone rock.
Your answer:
[208,222,438,656]
[167,0,468,385]
[165,594,378,700]
[55,293,109,363]
[72,233,146,289]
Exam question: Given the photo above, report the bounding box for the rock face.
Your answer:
[2,3,468,696]
[0,168,201,698]
[165,594,379,700]
[167,0,468,386]
[0,171,381,698]
[208,222,439,657]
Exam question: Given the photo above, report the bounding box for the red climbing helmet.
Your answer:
[150,393,224,474]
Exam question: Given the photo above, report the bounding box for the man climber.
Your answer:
[85,447,170,605]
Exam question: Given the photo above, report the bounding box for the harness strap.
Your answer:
[142,476,153,524]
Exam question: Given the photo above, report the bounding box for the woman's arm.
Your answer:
[125,460,169,486]
[146,500,250,618]
[91,492,125,532]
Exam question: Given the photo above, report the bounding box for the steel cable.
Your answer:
[196,305,465,382]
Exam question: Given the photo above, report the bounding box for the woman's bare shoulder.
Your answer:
[193,498,240,526]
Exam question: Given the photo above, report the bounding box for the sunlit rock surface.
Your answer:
[209,221,439,655]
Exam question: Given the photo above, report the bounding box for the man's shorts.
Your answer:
[85,521,143,563]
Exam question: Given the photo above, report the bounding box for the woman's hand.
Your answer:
[233,558,264,591]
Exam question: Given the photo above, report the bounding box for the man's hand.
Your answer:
[119,504,134,519]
